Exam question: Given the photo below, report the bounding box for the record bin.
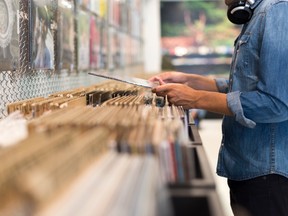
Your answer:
[169,188,225,216]
[185,110,202,145]
[187,124,202,145]
[168,145,216,189]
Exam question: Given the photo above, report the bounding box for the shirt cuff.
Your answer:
[215,78,229,93]
[227,91,256,128]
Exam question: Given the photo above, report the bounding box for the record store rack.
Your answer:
[0,0,224,215]
[0,81,225,216]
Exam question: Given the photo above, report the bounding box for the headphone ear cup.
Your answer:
[227,2,253,24]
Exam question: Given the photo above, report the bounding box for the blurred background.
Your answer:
[160,0,240,76]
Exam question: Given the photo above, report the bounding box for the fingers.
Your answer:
[151,87,166,97]
[148,76,166,85]
[151,84,167,95]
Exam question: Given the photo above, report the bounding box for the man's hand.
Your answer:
[148,71,188,85]
[152,83,197,109]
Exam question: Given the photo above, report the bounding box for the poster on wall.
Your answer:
[77,9,90,71]
[57,0,75,71]
[0,0,19,71]
[90,15,100,70]
[30,0,56,70]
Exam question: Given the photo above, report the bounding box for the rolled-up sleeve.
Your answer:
[227,91,256,128]
[215,78,229,93]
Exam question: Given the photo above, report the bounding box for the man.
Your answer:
[150,0,288,215]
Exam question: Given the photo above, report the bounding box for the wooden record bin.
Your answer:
[1,91,225,216]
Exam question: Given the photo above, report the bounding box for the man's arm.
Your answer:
[149,72,220,92]
[152,83,233,116]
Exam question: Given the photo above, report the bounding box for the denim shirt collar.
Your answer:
[251,0,264,9]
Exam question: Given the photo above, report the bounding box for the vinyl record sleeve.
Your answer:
[109,27,120,70]
[76,0,90,10]
[99,20,107,70]
[0,0,20,71]
[90,0,100,15]
[111,0,120,27]
[88,71,153,88]
[77,9,90,71]
[99,0,107,18]
[89,15,100,70]
[57,0,75,71]
[30,0,56,70]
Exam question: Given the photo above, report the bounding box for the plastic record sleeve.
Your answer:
[88,71,153,88]
[29,0,56,70]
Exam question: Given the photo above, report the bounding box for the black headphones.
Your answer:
[227,0,255,24]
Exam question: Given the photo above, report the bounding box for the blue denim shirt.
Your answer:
[215,0,288,180]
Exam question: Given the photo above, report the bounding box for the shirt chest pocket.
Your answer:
[235,34,250,71]
[232,33,259,91]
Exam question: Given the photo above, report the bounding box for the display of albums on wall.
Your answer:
[0,0,143,74]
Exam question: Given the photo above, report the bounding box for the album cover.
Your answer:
[135,39,143,64]
[124,34,132,66]
[111,0,120,27]
[30,0,56,70]
[99,20,107,70]
[76,0,90,10]
[0,0,19,71]
[89,15,100,69]
[109,27,120,70]
[90,0,99,16]
[131,39,137,65]
[57,0,75,71]
[119,1,127,31]
[118,32,125,68]
[99,0,107,19]
[134,39,142,65]
[134,0,142,12]
[131,9,141,38]
[77,9,90,71]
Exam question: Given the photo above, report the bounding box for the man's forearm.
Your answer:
[186,74,219,92]
[194,90,233,116]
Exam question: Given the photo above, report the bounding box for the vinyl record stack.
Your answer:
[0,81,224,216]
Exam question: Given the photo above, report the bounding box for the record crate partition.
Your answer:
[0,0,143,119]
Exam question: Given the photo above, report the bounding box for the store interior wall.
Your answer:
[143,0,161,73]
